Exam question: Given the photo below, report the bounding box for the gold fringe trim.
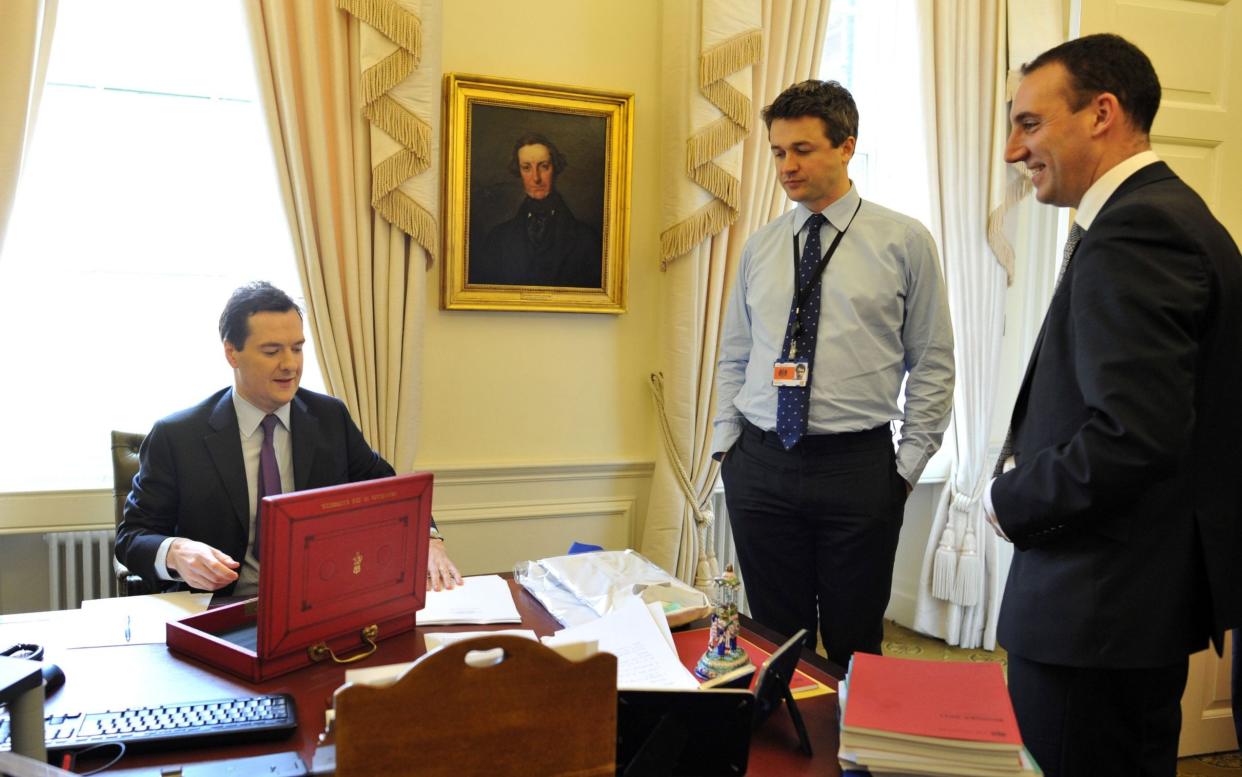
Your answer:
[338,0,437,257]
[699,30,762,88]
[689,161,738,209]
[660,199,736,266]
[686,117,749,171]
[372,149,428,203]
[360,48,417,106]
[701,80,752,131]
[376,189,438,265]
[363,96,432,168]
[665,24,761,264]
[336,0,421,61]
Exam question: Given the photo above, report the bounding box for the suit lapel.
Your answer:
[1006,161,1177,439]
[204,389,251,536]
[291,392,317,491]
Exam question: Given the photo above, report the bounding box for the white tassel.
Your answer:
[932,526,957,601]
[952,529,981,607]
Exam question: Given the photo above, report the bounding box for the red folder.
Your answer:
[843,653,1021,748]
[167,473,433,682]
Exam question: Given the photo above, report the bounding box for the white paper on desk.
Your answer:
[417,574,521,625]
[64,592,212,648]
[542,596,699,690]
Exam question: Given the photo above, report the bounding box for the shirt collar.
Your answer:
[231,389,292,438]
[1074,150,1160,230]
[793,184,862,234]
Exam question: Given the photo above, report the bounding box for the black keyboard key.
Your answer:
[0,693,297,753]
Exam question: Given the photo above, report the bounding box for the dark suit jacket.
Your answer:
[115,387,395,595]
[993,162,1242,668]
[472,192,603,287]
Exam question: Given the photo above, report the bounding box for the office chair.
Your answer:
[334,636,618,776]
[110,430,156,596]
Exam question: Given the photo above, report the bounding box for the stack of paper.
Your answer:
[542,596,699,690]
[838,654,1042,776]
[417,574,522,625]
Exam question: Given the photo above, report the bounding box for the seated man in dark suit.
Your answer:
[116,282,460,597]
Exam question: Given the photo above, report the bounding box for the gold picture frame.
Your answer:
[441,73,633,313]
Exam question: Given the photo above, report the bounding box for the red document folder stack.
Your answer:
[838,653,1042,776]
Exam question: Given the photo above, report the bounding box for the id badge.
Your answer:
[772,360,809,387]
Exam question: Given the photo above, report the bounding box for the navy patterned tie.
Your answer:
[992,223,1084,477]
[776,213,828,449]
[253,414,282,557]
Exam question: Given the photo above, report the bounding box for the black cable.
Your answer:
[65,742,126,775]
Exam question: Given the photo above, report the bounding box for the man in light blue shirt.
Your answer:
[713,80,953,667]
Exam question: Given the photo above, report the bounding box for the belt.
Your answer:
[740,418,891,453]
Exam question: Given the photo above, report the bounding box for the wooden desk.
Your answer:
[0,582,843,775]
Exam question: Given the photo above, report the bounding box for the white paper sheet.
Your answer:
[63,592,213,648]
[416,574,522,625]
[543,596,699,690]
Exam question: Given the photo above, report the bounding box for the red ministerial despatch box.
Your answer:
[167,473,433,683]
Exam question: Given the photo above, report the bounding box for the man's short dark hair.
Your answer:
[508,133,569,178]
[1023,33,1161,134]
[219,282,301,350]
[761,80,859,147]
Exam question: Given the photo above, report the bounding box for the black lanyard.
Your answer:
[788,200,863,344]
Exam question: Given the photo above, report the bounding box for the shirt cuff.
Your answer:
[711,420,742,461]
[154,536,182,581]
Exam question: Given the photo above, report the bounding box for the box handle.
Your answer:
[308,624,379,664]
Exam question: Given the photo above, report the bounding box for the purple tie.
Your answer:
[254,414,282,558]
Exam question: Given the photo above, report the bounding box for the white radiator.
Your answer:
[44,530,117,610]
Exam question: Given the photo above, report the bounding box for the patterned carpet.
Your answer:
[876,620,1242,776]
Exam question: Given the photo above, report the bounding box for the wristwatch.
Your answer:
[429,526,444,543]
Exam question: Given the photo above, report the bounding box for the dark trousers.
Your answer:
[720,420,906,669]
[1007,652,1188,777]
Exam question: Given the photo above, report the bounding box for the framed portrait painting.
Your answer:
[441,73,633,313]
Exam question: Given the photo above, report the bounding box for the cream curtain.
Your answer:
[643,0,831,586]
[912,0,1062,649]
[0,0,57,258]
[245,0,439,471]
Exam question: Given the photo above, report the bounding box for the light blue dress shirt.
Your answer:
[712,185,954,484]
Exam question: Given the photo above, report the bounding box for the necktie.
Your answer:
[776,213,828,449]
[254,414,282,558]
[992,223,1084,478]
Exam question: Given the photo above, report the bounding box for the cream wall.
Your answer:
[415,1,664,571]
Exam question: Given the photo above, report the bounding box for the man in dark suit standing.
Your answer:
[116,282,460,597]
[987,34,1242,777]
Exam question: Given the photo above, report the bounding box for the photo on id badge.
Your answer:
[773,361,809,387]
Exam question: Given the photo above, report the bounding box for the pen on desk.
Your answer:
[125,615,132,643]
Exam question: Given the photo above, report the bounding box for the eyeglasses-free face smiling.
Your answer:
[224,309,304,414]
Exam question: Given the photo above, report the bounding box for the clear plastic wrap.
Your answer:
[514,549,711,627]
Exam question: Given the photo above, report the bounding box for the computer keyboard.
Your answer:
[0,693,297,753]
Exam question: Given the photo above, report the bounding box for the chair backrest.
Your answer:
[334,635,618,777]
[110,431,148,595]
[110,431,144,529]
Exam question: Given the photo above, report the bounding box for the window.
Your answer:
[820,0,950,480]
[0,0,320,493]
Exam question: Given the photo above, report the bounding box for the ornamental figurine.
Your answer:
[694,564,751,681]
